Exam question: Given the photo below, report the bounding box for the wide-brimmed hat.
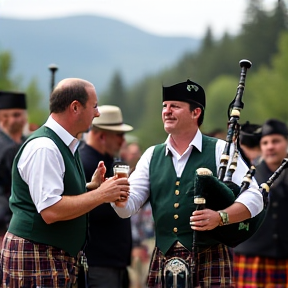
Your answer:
[92,105,133,132]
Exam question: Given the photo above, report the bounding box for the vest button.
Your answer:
[174,203,179,208]
[176,181,180,186]
[175,190,180,195]
[173,227,178,233]
[174,214,179,220]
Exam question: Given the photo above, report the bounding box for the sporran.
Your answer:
[163,257,190,288]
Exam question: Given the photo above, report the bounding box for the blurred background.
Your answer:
[0,0,287,150]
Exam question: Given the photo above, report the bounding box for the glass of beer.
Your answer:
[113,164,130,178]
[113,164,130,202]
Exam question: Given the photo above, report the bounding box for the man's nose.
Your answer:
[266,143,275,149]
[163,107,172,114]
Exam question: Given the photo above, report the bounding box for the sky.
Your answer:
[0,0,279,38]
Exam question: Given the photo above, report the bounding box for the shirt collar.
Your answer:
[165,129,203,156]
[44,115,79,155]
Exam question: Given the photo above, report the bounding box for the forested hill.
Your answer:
[1,1,288,149]
[0,15,200,96]
[99,1,288,148]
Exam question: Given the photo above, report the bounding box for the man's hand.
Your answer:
[86,161,106,190]
[189,209,221,231]
[41,175,130,224]
[114,196,129,207]
[95,176,130,204]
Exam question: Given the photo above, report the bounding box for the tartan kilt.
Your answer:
[0,232,77,288]
[233,253,288,288]
[147,243,234,288]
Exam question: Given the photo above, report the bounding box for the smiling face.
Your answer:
[0,108,27,135]
[260,134,288,170]
[162,101,200,136]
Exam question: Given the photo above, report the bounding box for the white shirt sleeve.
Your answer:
[113,139,263,219]
[18,137,65,213]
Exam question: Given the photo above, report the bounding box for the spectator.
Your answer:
[0,91,27,237]
[111,79,263,287]
[233,118,288,287]
[78,105,133,288]
[121,141,155,288]
[239,121,262,166]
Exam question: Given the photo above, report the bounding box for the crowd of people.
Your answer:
[0,77,287,288]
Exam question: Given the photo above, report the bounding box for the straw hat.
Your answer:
[92,105,133,132]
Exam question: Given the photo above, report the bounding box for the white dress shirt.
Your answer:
[112,129,263,218]
[17,115,80,213]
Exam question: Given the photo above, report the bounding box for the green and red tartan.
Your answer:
[147,242,234,288]
[233,253,288,288]
[0,232,77,288]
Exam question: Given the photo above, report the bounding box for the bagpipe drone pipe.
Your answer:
[192,60,288,248]
[192,159,288,247]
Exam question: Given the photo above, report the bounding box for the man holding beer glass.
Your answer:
[111,79,263,288]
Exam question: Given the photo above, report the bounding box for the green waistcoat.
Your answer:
[149,135,218,255]
[8,126,87,257]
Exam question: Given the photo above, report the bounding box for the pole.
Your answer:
[48,63,58,95]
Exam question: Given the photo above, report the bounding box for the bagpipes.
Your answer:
[192,59,288,248]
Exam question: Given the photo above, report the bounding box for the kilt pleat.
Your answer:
[0,232,76,288]
[147,243,234,288]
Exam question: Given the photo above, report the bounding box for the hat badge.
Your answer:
[187,84,199,92]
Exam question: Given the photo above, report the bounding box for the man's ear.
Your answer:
[193,107,202,118]
[70,100,79,113]
[100,132,106,140]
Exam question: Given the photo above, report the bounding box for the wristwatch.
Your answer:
[218,210,229,226]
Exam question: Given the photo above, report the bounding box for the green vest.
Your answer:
[149,135,218,255]
[9,126,87,257]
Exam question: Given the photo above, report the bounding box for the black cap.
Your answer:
[162,79,205,109]
[240,121,262,147]
[0,91,27,109]
[261,119,288,138]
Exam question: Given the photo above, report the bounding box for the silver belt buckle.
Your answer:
[163,257,189,288]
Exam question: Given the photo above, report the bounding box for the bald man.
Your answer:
[0,78,130,288]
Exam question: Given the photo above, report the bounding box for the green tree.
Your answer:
[100,71,127,112]
[124,76,153,128]
[134,78,167,148]
[26,78,49,126]
[201,75,239,133]
[0,50,19,90]
[100,2,288,150]
[238,0,288,70]
[0,47,48,127]
[245,31,288,124]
